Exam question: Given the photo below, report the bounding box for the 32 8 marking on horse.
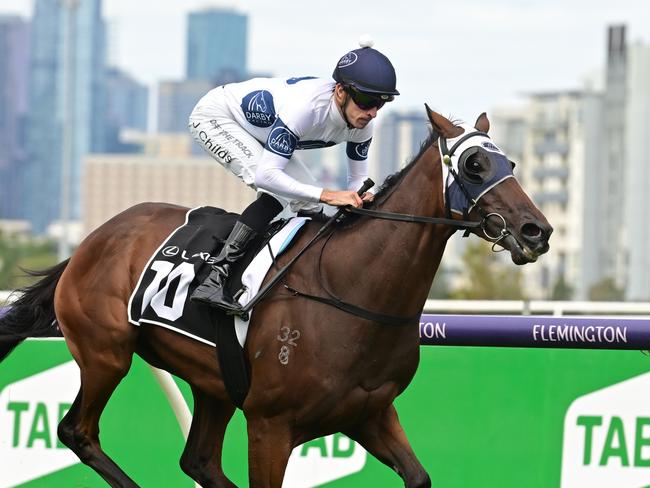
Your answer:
[277,326,301,365]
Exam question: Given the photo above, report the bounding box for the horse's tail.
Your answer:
[0,259,69,362]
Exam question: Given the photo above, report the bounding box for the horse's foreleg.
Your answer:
[180,389,237,488]
[344,404,431,488]
[246,416,293,488]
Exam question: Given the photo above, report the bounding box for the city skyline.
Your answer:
[1,0,649,122]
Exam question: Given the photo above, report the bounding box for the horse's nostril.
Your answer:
[522,223,543,241]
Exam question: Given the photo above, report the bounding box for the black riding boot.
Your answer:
[190,221,257,311]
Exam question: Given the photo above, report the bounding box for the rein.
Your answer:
[279,133,498,326]
[284,231,420,326]
[240,130,513,326]
[343,205,479,228]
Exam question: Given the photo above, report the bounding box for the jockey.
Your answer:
[189,38,399,311]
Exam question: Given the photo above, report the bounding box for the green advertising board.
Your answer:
[2,339,650,487]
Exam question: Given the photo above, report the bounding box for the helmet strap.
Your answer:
[340,91,354,130]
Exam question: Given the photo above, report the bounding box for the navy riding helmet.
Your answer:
[332,39,399,99]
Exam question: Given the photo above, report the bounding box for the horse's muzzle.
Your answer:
[507,219,552,264]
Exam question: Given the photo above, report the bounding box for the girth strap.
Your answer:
[283,285,419,326]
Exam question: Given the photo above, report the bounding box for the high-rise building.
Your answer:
[624,40,650,300]
[370,110,430,183]
[578,90,606,300]
[582,25,650,301]
[0,16,30,219]
[104,67,149,153]
[22,0,105,234]
[156,8,249,138]
[157,79,213,134]
[519,90,604,300]
[600,25,628,292]
[186,8,248,84]
[491,107,526,169]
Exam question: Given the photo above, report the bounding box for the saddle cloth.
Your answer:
[127,206,309,347]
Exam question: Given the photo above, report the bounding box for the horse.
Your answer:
[0,107,551,488]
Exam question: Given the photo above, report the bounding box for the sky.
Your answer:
[1,0,649,122]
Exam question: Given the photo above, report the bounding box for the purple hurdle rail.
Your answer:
[3,306,649,350]
[419,314,650,350]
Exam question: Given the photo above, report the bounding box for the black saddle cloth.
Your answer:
[128,206,297,408]
[128,206,286,345]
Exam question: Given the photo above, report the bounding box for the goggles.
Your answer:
[345,86,394,110]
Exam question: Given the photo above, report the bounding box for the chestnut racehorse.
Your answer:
[0,108,551,487]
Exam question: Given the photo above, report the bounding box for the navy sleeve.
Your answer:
[346,138,372,161]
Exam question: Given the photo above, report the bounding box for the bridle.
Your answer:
[438,129,514,251]
[345,129,514,251]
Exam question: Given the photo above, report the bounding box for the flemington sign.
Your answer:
[418,314,650,349]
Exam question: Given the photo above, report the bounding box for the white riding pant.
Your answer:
[189,100,322,214]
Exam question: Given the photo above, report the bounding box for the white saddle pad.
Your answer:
[233,217,310,346]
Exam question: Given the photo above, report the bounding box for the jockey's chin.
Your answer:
[352,117,372,129]
[345,104,378,129]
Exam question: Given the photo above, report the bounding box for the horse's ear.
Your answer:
[425,103,456,138]
[475,112,490,133]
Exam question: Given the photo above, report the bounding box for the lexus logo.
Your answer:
[162,246,179,257]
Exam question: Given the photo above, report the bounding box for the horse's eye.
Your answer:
[458,152,487,184]
[465,156,483,173]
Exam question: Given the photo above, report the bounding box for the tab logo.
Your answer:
[0,361,80,487]
[283,433,366,487]
[561,371,650,487]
